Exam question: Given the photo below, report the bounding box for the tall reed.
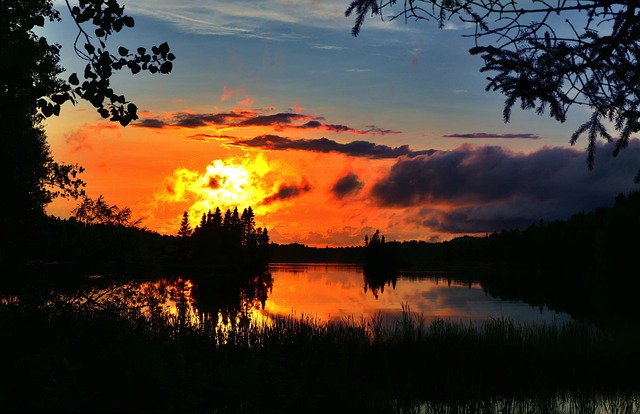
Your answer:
[2,299,639,413]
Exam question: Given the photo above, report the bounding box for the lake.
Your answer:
[4,262,639,414]
[122,263,572,328]
[258,263,571,324]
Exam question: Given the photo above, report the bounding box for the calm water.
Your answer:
[260,263,571,324]
[4,263,572,326]
[121,263,572,327]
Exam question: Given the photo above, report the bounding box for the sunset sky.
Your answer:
[42,0,639,246]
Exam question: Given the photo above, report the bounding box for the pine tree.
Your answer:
[177,211,192,237]
[260,227,270,246]
[212,207,223,228]
[223,209,232,231]
[241,207,256,245]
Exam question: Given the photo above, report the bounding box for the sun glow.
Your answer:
[200,160,251,204]
[156,153,285,229]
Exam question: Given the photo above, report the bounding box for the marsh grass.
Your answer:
[404,392,640,414]
[2,299,639,413]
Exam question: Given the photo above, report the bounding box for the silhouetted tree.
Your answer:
[241,207,256,246]
[364,229,401,271]
[223,209,233,231]
[259,227,270,246]
[2,0,87,262]
[177,211,192,237]
[197,213,207,233]
[346,0,640,181]
[2,0,173,263]
[4,0,175,125]
[72,195,141,227]
[211,207,223,228]
[186,205,271,267]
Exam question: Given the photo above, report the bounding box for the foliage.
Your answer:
[363,191,640,273]
[2,298,639,413]
[1,0,88,218]
[184,206,271,267]
[346,0,640,181]
[5,0,175,126]
[363,229,404,270]
[1,0,172,263]
[72,194,141,227]
[177,211,192,238]
[270,242,365,263]
[1,0,83,263]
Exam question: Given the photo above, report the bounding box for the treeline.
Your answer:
[270,243,364,263]
[178,206,271,268]
[270,191,640,273]
[6,203,271,276]
[392,191,640,272]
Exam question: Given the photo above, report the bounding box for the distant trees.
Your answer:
[178,206,271,267]
[346,0,640,181]
[364,229,401,271]
[384,191,640,271]
[72,195,141,227]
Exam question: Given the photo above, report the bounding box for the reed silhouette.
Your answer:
[2,291,639,413]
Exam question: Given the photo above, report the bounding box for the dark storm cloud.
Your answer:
[331,173,364,199]
[296,121,400,135]
[136,111,249,129]
[174,113,226,127]
[135,118,166,128]
[299,120,323,129]
[237,112,309,126]
[297,120,354,133]
[233,134,436,159]
[372,140,640,233]
[327,124,357,133]
[443,132,540,139]
[135,110,398,135]
[261,180,312,205]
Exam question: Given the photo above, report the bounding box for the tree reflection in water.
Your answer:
[363,267,399,300]
[0,267,275,342]
[133,269,274,341]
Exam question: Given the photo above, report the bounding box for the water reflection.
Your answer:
[1,264,571,330]
[259,264,570,325]
[363,266,399,300]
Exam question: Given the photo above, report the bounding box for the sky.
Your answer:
[42,0,639,246]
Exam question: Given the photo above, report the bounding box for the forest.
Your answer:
[6,203,271,279]
[9,190,638,279]
[272,190,640,273]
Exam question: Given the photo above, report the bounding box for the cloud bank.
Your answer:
[372,140,640,233]
[232,134,436,159]
[136,109,399,136]
[443,132,540,139]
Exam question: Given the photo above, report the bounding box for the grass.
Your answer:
[1,299,639,413]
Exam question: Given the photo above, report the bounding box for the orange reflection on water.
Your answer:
[137,275,276,339]
[258,264,569,325]
[257,264,463,323]
[130,265,568,333]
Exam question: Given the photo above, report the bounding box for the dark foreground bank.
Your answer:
[2,299,639,414]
